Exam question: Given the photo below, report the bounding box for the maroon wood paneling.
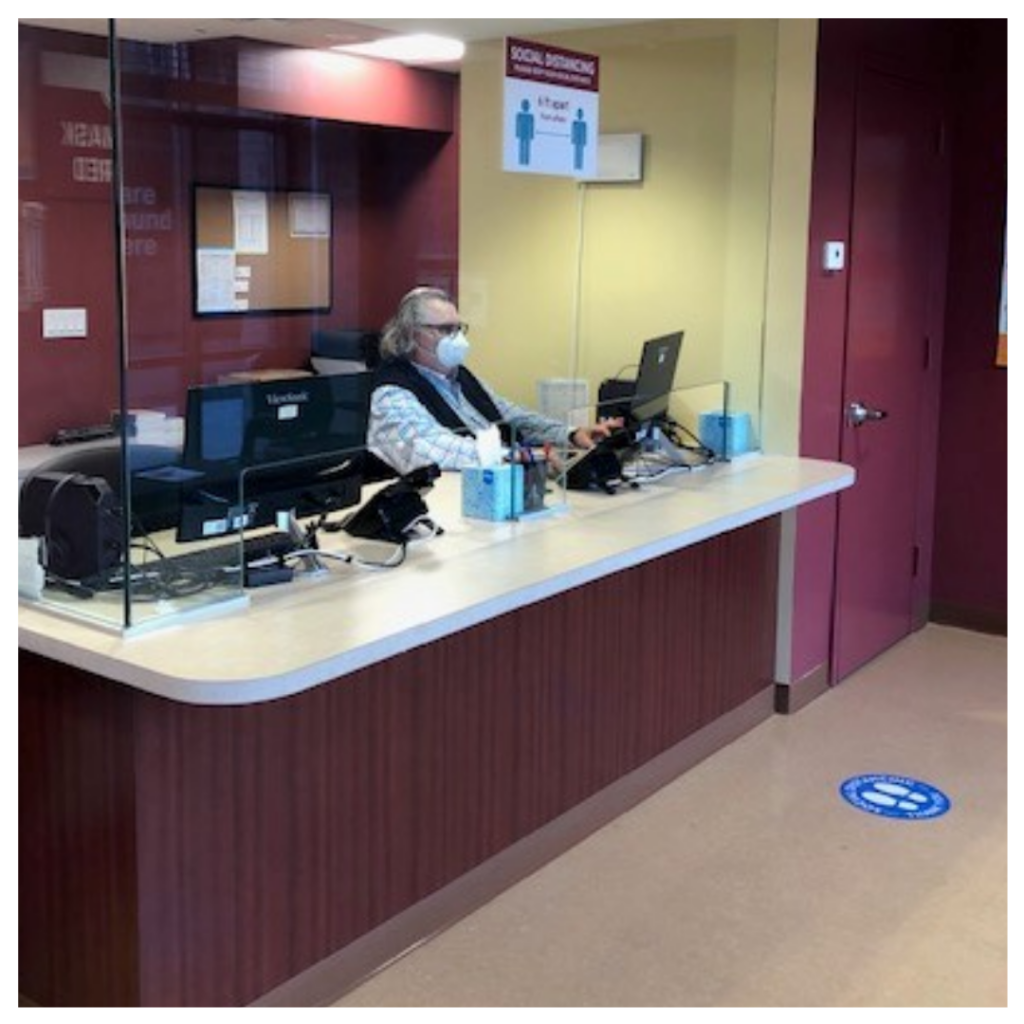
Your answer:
[20,518,779,1006]
[19,655,141,1006]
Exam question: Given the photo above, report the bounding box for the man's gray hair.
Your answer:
[379,286,454,361]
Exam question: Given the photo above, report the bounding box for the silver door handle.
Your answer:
[847,400,888,427]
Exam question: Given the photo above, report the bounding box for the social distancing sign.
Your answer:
[503,37,600,179]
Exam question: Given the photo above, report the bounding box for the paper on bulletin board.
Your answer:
[289,192,331,238]
[195,248,237,313]
[233,189,269,254]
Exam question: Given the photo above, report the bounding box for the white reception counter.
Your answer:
[19,454,854,706]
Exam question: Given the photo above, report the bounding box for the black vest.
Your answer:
[373,359,509,441]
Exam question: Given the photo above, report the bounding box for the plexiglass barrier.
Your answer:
[551,381,745,496]
[18,434,247,632]
[19,18,778,631]
[16,435,445,633]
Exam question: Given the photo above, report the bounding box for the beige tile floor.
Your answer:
[334,624,1008,1008]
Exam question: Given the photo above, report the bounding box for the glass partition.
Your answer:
[19,17,778,633]
[459,19,774,459]
[548,381,728,494]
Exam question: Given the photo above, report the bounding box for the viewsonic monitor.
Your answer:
[177,372,371,542]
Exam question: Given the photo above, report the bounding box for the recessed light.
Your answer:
[331,33,465,66]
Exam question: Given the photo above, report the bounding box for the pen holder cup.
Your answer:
[522,459,548,513]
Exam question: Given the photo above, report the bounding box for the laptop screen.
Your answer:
[630,331,684,424]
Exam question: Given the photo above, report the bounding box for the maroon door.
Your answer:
[832,69,948,681]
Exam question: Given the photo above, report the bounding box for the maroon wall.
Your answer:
[791,19,1007,686]
[19,29,121,444]
[931,20,1007,631]
[18,26,459,445]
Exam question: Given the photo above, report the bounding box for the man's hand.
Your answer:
[570,418,624,449]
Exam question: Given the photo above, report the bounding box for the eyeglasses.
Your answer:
[417,321,469,337]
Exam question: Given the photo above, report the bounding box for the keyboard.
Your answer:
[144,530,298,585]
[50,423,118,445]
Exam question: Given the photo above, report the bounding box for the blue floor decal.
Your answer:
[839,774,952,820]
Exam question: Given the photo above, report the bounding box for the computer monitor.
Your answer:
[629,330,684,426]
[177,372,372,541]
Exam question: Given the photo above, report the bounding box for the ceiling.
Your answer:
[19,18,650,68]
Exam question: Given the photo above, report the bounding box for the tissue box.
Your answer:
[462,465,524,521]
[698,411,751,458]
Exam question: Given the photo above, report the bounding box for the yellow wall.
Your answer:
[762,18,817,456]
[459,19,817,452]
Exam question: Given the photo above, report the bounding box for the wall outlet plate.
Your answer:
[42,307,88,339]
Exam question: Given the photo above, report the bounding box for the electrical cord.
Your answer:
[621,444,696,482]
[287,545,408,570]
[291,513,444,571]
[659,416,716,461]
[40,496,443,600]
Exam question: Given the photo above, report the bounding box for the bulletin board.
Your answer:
[192,185,332,316]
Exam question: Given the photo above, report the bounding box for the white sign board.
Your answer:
[503,37,600,179]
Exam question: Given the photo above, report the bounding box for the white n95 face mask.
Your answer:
[436,331,470,370]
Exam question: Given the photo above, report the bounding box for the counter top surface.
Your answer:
[18,454,854,705]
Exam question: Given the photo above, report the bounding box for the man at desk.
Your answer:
[367,286,616,476]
